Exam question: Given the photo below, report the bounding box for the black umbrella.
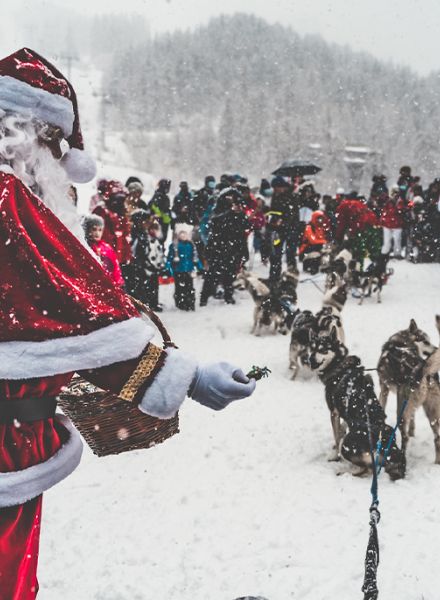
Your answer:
[272,159,321,177]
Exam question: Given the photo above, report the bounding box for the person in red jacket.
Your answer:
[335,195,381,263]
[83,214,125,286]
[299,210,330,274]
[378,185,406,258]
[92,183,132,265]
[0,48,256,599]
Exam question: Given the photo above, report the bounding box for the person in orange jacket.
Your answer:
[299,210,330,274]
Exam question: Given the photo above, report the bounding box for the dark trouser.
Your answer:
[253,230,269,261]
[174,272,195,310]
[132,273,159,308]
[160,223,170,243]
[200,264,235,304]
[269,229,298,281]
[121,262,135,294]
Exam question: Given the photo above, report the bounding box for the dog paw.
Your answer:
[352,467,368,477]
[327,452,341,462]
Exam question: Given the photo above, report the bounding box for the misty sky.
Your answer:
[11,0,440,75]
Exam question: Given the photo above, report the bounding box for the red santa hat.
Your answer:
[0,47,96,183]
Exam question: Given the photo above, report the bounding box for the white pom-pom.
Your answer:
[60,148,96,184]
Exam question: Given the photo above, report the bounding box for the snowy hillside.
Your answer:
[67,61,157,213]
[40,260,440,600]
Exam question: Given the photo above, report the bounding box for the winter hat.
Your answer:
[271,176,290,189]
[102,180,126,200]
[158,178,171,193]
[399,165,411,176]
[125,176,143,188]
[259,178,271,192]
[174,222,194,237]
[82,213,104,236]
[127,181,144,195]
[216,187,243,211]
[0,48,96,183]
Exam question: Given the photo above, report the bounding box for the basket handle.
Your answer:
[128,295,177,349]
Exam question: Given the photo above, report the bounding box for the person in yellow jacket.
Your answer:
[148,178,173,241]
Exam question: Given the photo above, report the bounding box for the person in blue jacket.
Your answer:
[167,224,203,310]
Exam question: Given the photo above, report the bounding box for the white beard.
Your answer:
[31,146,87,245]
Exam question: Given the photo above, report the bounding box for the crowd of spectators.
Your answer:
[80,165,440,311]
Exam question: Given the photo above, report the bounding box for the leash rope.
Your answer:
[361,383,410,599]
[362,394,381,600]
[299,277,325,294]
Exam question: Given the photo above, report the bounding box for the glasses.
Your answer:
[34,121,64,143]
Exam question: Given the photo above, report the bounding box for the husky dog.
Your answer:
[289,282,347,380]
[354,254,390,305]
[240,269,299,336]
[306,330,406,479]
[316,282,347,343]
[272,268,300,334]
[289,310,318,379]
[321,248,354,290]
[377,317,440,463]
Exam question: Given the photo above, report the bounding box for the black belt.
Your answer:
[0,397,57,424]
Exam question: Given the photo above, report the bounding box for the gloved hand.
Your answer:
[189,362,257,410]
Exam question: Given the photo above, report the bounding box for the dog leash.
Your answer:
[362,393,381,600]
[361,386,410,600]
[299,276,325,294]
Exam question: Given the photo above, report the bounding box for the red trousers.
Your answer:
[0,496,42,600]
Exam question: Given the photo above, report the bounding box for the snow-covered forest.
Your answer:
[12,6,440,191]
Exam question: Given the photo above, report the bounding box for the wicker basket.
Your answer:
[58,376,179,457]
[57,298,181,457]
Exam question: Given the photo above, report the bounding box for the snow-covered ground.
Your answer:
[39,259,440,600]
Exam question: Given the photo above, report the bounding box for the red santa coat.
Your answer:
[335,199,378,242]
[0,171,196,598]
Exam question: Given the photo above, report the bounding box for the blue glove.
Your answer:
[189,362,257,410]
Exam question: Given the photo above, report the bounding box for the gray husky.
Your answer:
[377,317,440,464]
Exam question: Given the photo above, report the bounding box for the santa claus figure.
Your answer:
[0,48,255,599]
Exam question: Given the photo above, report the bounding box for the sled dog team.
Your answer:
[240,264,440,480]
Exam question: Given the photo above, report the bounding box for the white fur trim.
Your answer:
[0,415,83,507]
[61,148,96,184]
[139,348,197,419]
[0,75,74,136]
[0,317,154,379]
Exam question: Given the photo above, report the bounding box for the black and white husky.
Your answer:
[289,283,347,379]
[306,330,406,479]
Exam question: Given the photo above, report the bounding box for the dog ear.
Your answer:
[435,315,440,333]
[330,327,339,342]
[409,319,418,334]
